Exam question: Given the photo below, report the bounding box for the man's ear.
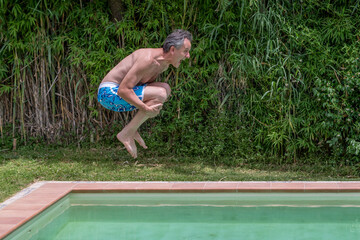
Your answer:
[170,46,175,54]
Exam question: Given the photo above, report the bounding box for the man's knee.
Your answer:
[154,83,171,102]
[143,83,171,103]
[162,84,171,103]
[154,83,171,103]
[157,87,168,103]
[162,83,171,97]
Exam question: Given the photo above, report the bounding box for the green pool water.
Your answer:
[5,193,360,240]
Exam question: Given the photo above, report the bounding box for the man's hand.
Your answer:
[144,103,163,118]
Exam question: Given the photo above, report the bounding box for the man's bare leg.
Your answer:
[134,131,147,149]
[117,101,162,158]
[116,131,146,158]
[117,132,137,158]
[117,83,170,158]
[117,110,149,158]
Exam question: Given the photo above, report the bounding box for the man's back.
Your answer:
[101,48,167,85]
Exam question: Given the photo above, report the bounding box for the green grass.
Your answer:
[1,145,360,203]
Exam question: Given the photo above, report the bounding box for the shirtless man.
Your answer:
[97,29,192,158]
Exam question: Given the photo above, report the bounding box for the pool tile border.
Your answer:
[1,181,360,239]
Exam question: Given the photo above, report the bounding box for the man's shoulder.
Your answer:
[133,48,158,58]
[133,48,161,67]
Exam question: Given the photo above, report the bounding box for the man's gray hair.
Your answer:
[163,29,192,53]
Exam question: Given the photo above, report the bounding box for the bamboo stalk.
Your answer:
[12,52,17,139]
[20,68,26,144]
[0,106,3,140]
[13,138,16,151]
[68,69,76,132]
[41,52,48,135]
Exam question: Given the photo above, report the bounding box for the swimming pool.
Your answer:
[4,192,360,239]
[1,181,360,239]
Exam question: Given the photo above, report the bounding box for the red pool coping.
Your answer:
[1,181,360,239]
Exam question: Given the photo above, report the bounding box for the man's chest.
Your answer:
[140,65,168,83]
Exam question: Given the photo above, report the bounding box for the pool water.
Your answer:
[6,193,360,240]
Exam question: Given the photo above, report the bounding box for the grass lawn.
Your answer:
[1,145,360,202]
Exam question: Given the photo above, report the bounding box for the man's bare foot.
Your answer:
[134,131,148,149]
[117,132,137,158]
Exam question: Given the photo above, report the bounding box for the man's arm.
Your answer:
[117,59,161,113]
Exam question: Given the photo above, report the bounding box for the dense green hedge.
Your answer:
[1,0,359,162]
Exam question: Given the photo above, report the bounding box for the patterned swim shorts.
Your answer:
[97,82,146,112]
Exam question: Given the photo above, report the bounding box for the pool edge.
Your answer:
[1,181,360,239]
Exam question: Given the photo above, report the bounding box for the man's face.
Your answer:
[171,38,191,68]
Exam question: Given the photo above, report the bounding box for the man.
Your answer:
[98,29,192,158]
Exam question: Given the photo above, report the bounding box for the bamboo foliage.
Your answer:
[0,0,359,161]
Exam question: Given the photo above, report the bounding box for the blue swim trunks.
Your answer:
[97,82,146,112]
